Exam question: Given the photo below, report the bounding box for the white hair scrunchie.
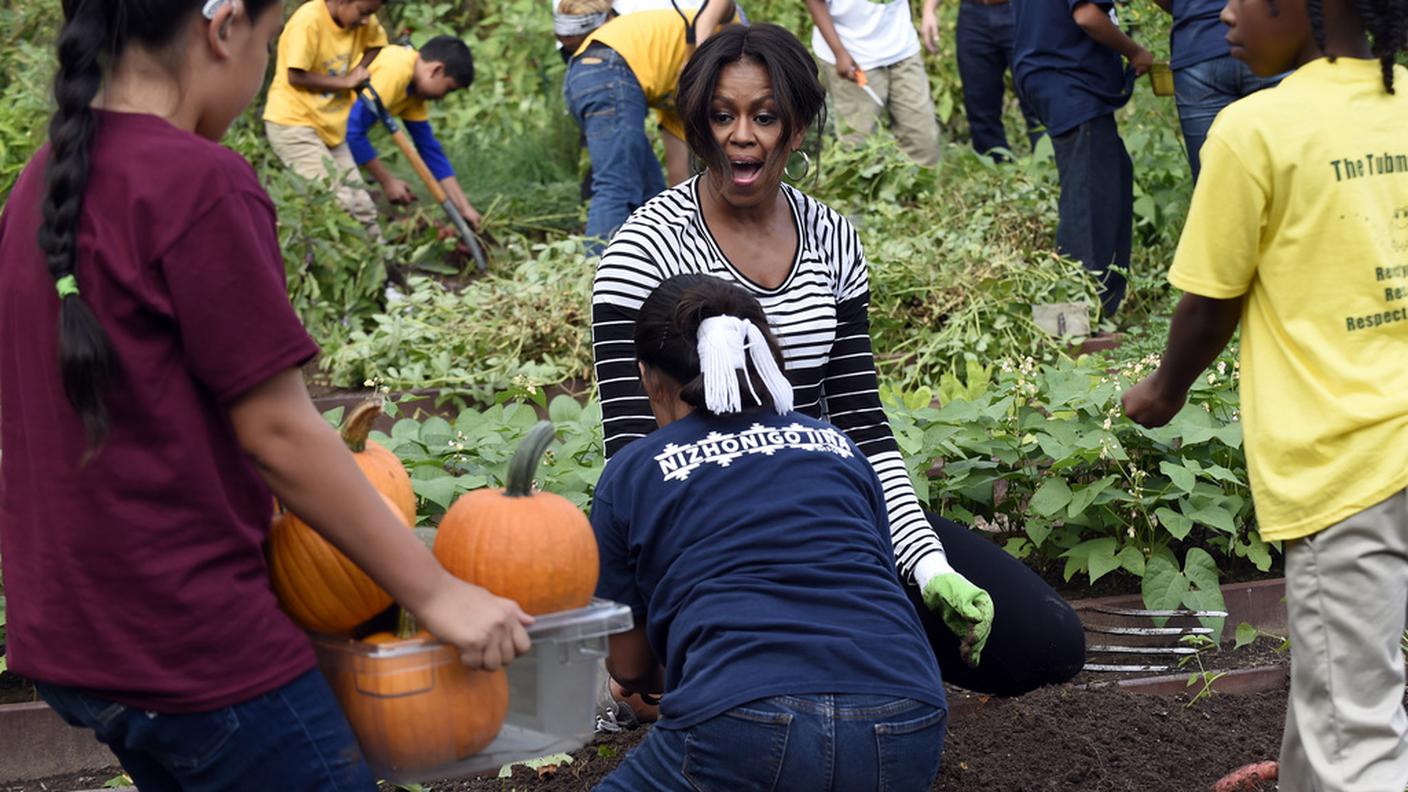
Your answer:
[696,316,794,415]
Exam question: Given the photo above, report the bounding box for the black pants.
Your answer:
[1050,113,1134,318]
[904,513,1086,696]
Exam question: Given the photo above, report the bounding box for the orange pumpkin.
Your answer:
[433,421,598,615]
[340,400,417,526]
[268,491,409,634]
[333,616,509,774]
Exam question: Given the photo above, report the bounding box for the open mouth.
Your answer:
[730,159,764,187]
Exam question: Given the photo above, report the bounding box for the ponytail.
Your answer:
[634,274,793,416]
[36,0,282,451]
[39,1,117,450]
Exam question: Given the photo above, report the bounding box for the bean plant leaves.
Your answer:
[1155,507,1194,540]
[1160,460,1196,494]
[1234,622,1258,650]
[1029,477,1073,518]
[1142,555,1190,616]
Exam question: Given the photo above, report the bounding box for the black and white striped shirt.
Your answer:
[591,177,946,579]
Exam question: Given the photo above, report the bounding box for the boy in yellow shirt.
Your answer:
[345,37,482,231]
[1123,0,1408,785]
[264,0,389,234]
[554,0,736,251]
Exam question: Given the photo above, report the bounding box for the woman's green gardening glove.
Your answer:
[916,554,995,668]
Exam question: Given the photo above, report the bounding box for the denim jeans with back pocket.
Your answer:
[563,43,667,254]
[1172,55,1283,182]
[37,668,376,792]
[594,693,947,792]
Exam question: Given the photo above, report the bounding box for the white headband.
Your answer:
[696,316,794,415]
[554,11,609,35]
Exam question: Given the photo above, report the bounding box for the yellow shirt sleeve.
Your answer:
[655,108,684,141]
[1168,133,1269,300]
[280,8,321,73]
[363,16,390,51]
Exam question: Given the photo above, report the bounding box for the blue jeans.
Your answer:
[594,694,947,792]
[564,43,667,254]
[37,669,376,792]
[955,0,1041,158]
[1173,55,1282,181]
[1050,113,1133,318]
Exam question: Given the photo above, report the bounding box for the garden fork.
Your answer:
[1080,604,1229,673]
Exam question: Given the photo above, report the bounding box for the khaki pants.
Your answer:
[823,52,941,167]
[1280,487,1408,792]
[264,121,382,237]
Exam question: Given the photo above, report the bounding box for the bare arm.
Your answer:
[691,0,736,49]
[287,65,370,93]
[919,0,942,53]
[438,175,482,230]
[1123,294,1243,427]
[606,626,664,695]
[1072,2,1154,72]
[805,0,859,79]
[662,129,690,186]
[230,369,532,669]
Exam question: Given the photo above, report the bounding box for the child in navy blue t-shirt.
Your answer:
[1012,0,1152,316]
[589,274,946,792]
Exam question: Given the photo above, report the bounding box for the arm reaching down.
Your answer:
[231,369,533,670]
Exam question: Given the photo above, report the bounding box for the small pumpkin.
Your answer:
[268,491,409,634]
[433,421,598,615]
[333,611,509,774]
[340,400,416,526]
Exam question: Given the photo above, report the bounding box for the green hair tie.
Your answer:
[55,274,79,299]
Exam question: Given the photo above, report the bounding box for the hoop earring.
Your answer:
[784,150,812,182]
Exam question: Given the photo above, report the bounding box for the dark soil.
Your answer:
[389,684,1297,792]
[0,670,36,705]
[18,685,1408,792]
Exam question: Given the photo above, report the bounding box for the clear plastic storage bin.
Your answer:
[313,599,634,783]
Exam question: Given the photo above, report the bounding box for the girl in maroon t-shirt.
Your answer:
[0,2,531,789]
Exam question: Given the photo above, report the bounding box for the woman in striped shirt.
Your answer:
[592,23,1085,699]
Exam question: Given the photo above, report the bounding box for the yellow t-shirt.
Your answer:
[263,0,390,146]
[577,8,733,139]
[1169,57,1408,541]
[365,45,430,122]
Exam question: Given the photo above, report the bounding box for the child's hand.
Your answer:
[464,203,483,231]
[382,177,415,205]
[343,65,371,91]
[919,11,940,54]
[1129,46,1155,76]
[1122,374,1186,427]
[835,51,859,82]
[413,573,534,671]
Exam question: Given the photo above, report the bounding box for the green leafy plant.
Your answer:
[322,238,595,398]
[1177,633,1226,707]
[370,391,605,526]
[883,349,1266,634]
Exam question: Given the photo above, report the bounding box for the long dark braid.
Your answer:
[1311,0,1407,92]
[1308,0,1329,56]
[38,0,279,451]
[1356,0,1407,92]
[39,0,119,449]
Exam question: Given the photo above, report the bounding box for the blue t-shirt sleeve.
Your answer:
[590,471,646,618]
[347,96,379,166]
[404,119,454,180]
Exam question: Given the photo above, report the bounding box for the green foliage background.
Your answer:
[0,0,1272,613]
